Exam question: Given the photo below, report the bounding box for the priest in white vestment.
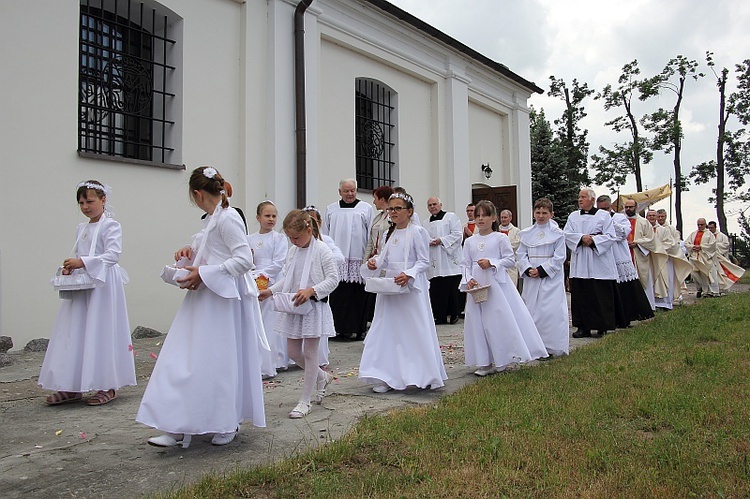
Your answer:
[564,189,620,337]
[684,218,720,297]
[624,200,667,310]
[324,179,374,340]
[596,195,653,325]
[648,210,692,310]
[499,209,521,287]
[708,221,745,293]
[423,197,464,324]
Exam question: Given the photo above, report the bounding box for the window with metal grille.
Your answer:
[355,79,396,190]
[78,0,178,165]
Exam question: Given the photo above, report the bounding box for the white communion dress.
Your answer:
[359,223,447,390]
[137,206,267,435]
[39,216,136,392]
[461,231,548,369]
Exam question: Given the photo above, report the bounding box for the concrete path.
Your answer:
[0,284,719,498]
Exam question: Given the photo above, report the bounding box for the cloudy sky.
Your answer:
[389,0,750,234]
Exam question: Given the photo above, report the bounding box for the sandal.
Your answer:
[289,401,311,419]
[314,371,334,404]
[86,389,117,406]
[45,391,83,406]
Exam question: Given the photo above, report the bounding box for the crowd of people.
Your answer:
[39,174,744,449]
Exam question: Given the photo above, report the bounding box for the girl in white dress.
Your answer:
[304,205,345,367]
[461,200,548,376]
[359,192,448,392]
[249,201,290,377]
[259,210,338,419]
[40,180,136,406]
[137,166,266,448]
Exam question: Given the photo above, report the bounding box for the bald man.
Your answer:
[423,197,463,324]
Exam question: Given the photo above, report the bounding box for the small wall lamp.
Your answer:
[481,163,493,180]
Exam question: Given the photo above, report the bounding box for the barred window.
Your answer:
[78,0,180,165]
[355,79,396,190]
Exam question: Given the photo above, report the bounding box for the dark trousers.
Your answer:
[569,278,617,332]
[428,274,462,322]
[330,281,369,335]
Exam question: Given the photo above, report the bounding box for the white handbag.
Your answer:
[273,239,315,315]
[51,218,104,298]
[161,205,220,289]
[364,225,411,295]
[365,276,409,295]
[160,257,193,288]
[272,293,314,315]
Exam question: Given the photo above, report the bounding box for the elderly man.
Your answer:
[684,218,720,298]
[499,209,521,286]
[657,208,689,301]
[647,209,691,310]
[624,199,666,311]
[708,221,745,293]
[324,179,374,340]
[596,195,653,325]
[423,197,463,324]
[564,189,620,337]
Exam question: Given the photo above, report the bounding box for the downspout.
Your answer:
[294,0,313,208]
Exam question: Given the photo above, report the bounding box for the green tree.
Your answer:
[692,53,750,234]
[530,107,578,223]
[592,60,654,192]
[641,56,704,236]
[547,76,593,189]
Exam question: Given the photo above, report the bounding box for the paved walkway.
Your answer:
[0,283,726,498]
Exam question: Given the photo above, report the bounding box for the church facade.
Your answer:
[0,0,541,346]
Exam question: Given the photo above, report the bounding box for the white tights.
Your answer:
[287,337,325,405]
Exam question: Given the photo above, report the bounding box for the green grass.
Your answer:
[166,292,750,498]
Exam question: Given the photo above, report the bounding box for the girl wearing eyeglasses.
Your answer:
[358,192,447,393]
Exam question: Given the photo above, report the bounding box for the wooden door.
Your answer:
[472,185,518,226]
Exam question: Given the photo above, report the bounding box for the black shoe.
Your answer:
[353,332,366,341]
[330,334,353,342]
[434,319,447,325]
[696,290,702,298]
[572,329,591,338]
[449,316,460,325]
[596,330,607,337]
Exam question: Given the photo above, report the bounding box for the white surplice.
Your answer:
[461,231,548,368]
[324,200,373,282]
[422,211,463,278]
[517,221,570,356]
[564,210,618,280]
[39,217,136,392]
[359,223,447,390]
[137,207,266,435]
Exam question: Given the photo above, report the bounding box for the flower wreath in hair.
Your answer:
[77,181,115,216]
[302,205,322,219]
[389,192,413,205]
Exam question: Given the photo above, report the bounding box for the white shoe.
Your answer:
[473,366,495,377]
[148,433,191,449]
[211,429,238,446]
[314,371,334,404]
[289,401,311,419]
[372,383,392,393]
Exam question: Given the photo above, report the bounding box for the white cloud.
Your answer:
[388,0,750,234]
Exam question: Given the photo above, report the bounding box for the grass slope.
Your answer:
[168,292,750,498]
